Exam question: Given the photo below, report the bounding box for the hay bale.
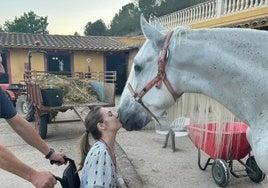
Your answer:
[36,74,99,105]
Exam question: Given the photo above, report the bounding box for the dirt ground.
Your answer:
[112,96,268,188]
[116,129,268,188]
[0,97,268,188]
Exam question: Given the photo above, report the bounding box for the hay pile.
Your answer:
[36,74,99,105]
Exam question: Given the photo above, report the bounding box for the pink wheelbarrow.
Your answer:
[186,122,265,187]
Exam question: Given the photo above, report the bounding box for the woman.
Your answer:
[78,106,126,188]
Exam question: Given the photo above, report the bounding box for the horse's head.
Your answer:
[118,15,181,131]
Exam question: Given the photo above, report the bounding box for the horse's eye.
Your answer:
[134,65,142,73]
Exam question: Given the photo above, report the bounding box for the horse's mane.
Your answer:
[172,26,190,48]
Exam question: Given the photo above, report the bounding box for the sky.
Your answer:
[0,0,134,35]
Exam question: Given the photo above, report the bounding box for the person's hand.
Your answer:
[49,152,66,165]
[30,171,57,188]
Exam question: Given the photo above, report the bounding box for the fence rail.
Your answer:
[150,0,268,29]
[24,71,117,83]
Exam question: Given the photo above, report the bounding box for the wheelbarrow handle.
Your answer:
[50,156,71,165]
[53,175,67,187]
[54,175,62,181]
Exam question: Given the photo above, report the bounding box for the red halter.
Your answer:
[127,31,178,123]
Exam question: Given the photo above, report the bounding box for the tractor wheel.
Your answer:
[39,114,49,139]
[16,95,35,121]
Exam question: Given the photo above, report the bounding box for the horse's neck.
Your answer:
[172,28,268,125]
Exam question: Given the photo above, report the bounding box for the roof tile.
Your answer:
[0,32,132,51]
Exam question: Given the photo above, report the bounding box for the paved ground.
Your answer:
[1,99,268,187]
[0,107,142,188]
[0,113,84,188]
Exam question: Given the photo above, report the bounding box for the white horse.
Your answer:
[118,15,268,174]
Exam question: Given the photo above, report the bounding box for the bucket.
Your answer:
[41,88,64,107]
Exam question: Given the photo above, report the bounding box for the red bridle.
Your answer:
[127,31,178,123]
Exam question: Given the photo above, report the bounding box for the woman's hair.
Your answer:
[78,106,103,171]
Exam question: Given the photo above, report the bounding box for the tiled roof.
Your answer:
[113,35,145,49]
[0,32,133,51]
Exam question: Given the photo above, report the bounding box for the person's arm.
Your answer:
[6,113,65,163]
[0,144,56,187]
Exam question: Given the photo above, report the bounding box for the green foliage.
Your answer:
[88,0,208,36]
[74,32,80,36]
[139,0,208,18]
[0,1,208,36]
[84,19,107,36]
[3,11,48,34]
[138,0,158,20]
[155,0,208,17]
[109,3,141,36]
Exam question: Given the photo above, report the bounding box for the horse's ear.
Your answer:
[152,16,168,34]
[140,14,165,47]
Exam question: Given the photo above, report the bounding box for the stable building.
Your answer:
[0,32,143,94]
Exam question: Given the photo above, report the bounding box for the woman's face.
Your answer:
[100,108,122,132]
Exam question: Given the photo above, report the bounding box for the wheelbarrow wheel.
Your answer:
[212,159,230,187]
[39,114,48,139]
[246,156,265,183]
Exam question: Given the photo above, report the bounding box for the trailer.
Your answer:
[24,70,116,139]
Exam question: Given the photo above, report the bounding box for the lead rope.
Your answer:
[127,83,160,124]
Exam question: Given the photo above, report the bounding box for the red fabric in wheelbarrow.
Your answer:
[186,122,250,160]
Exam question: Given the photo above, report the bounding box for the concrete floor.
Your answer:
[0,104,142,188]
[0,111,83,187]
[1,100,268,188]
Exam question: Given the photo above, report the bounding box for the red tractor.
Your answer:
[0,41,42,121]
[0,83,35,121]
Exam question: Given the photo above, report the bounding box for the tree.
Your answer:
[3,11,48,34]
[109,3,140,36]
[84,0,208,37]
[137,0,158,20]
[154,0,208,17]
[0,26,3,32]
[74,32,80,36]
[84,19,107,36]
[137,0,208,18]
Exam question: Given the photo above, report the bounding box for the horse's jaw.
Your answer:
[247,127,268,174]
[118,89,176,131]
[118,95,153,131]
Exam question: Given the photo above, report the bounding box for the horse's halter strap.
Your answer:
[127,31,178,123]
